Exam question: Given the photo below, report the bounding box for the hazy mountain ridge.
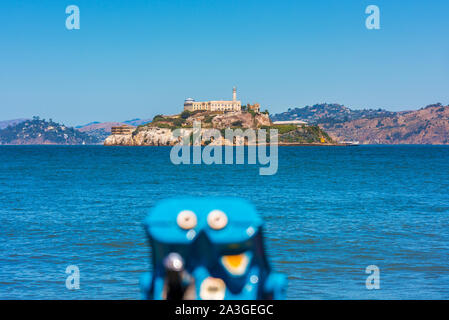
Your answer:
[0,118,29,130]
[0,118,100,145]
[122,118,153,126]
[75,118,153,141]
[76,121,126,141]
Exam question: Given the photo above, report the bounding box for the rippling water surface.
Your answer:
[1,145,449,299]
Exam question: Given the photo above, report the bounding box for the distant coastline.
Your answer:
[1,103,448,146]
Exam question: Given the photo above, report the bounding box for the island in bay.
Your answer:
[104,87,340,147]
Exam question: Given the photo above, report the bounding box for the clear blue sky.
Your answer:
[1,0,448,125]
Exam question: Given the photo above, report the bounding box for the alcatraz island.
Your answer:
[104,87,343,147]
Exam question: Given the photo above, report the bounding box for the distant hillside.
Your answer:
[0,117,100,145]
[271,103,449,144]
[271,103,395,124]
[0,118,28,130]
[122,118,153,126]
[75,121,100,128]
[76,118,153,141]
[321,104,449,144]
[76,121,125,141]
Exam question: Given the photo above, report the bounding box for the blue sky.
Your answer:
[1,0,448,125]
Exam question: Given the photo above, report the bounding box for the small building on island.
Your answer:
[111,124,135,135]
[247,103,261,113]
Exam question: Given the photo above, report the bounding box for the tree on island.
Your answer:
[180,110,192,119]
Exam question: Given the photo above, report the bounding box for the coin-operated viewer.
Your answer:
[140,197,287,300]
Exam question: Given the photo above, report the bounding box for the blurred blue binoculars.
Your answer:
[140,197,286,300]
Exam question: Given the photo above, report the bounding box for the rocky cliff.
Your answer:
[104,127,179,146]
[104,111,274,146]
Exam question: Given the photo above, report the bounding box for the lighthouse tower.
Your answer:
[232,87,237,101]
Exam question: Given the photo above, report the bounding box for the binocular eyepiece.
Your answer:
[163,253,195,300]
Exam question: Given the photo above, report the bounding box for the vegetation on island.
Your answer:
[135,111,195,132]
[143,107,272,132]
[139,110,246,131]
[261,124,334,144]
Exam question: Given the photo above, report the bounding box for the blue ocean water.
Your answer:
[0,145,449,300]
